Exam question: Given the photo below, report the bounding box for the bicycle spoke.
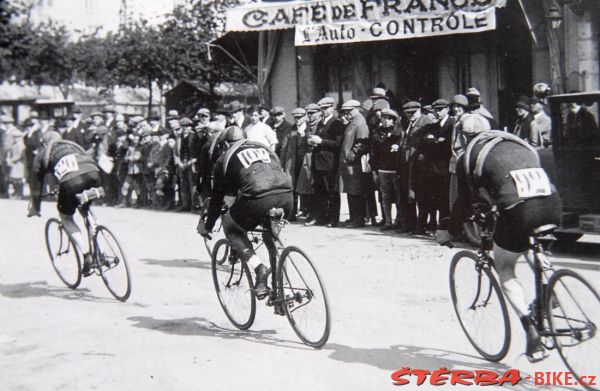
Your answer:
[95,226,131,301]
[211,239,256,330]
[45,218,81,289]
[450,251,510,362]
[278,246,330,348]
[547,269,599,386]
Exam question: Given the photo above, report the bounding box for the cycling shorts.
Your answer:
[229,191,293,231]
[494,192,562,253]
[57,171,102,215]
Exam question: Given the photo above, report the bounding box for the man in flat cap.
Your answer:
[338,99,369,228]
[294,103,322,225]
[308,96,344,227]
[370,108,403,231]
[280,107,309,221]
[410,99,454,234]
[398,100,434,234]
[269,106,292,158]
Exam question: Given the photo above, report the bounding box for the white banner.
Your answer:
[226,0,504,32]
[295,8,496,46]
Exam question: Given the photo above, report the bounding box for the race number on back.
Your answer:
[54,154,79,180]
[236,148,271,169]
[509,168,552,199]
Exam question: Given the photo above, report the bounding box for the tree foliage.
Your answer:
[0,0,254,106]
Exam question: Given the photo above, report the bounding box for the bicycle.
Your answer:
[44,187,132,301]
[210,207,330,348]
[448,205,599,390]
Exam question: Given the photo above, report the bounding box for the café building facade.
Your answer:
[217,0,599,126]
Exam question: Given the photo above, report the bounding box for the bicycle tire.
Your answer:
[449,250,511,361]
[44,218,82,289]
[546,269,599,391]
[211,239,256,330]
[94,225,132,301]
[277,246,330,348]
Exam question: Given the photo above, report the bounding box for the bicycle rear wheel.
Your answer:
[277,246,330,348]
[449,250,511,361]
[45,218,82,289]
[211,239,256,330]
[95,225,131,301]
[546,269,599,390]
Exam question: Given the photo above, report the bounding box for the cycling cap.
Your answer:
[42,130,63,145]
[223,126,246,142]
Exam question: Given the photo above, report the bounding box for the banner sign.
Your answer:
[295,7,495,46]
[225,0,504,32]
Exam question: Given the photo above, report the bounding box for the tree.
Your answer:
[0,1,35,83]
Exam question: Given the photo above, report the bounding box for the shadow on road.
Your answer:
[0,280,112,302]
[140,258,212,271]
[127,315,310,350]
[322,343,575,390]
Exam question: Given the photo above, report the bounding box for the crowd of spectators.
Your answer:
[0,82,596,237]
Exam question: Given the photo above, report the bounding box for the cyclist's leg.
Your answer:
[493,244,529,318]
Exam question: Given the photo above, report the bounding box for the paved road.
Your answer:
[1,199,598,390]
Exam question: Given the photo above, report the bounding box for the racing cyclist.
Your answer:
[28,131,102,276]
[196,126,293,299]
[435,129,562,362]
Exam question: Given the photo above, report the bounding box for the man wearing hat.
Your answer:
[399,100,433,233]
[102,105,116,129]
[269,106,292,158]
[0,114,17,197]
[175,117,197,212]
[338,99,369,228]
[295,103,321,226]
[512,98,534,142]
[530,97,551,148]
[411,99,454,233]
[227,100,250,129]
[466,87,496,128]
[308,96,344,227]
[194,108,211,126]
[370,108,403,231]
[280,107,308,221]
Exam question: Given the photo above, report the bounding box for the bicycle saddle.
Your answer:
[268,208,285,220]
[76,187,105,205]
[531,224,557,237]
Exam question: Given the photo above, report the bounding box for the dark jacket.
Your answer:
[313,115,344,173]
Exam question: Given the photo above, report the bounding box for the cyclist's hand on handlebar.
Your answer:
[196,221,212,239]
[434,230,453,247]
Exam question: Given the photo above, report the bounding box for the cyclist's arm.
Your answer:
[205,160,227,231]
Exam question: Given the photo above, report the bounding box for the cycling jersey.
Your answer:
[30,140,100,215]
[448,134,561,251]
[205,140,292,230]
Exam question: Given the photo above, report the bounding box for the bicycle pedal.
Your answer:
[274,304,286,316]
[526,350,548,363]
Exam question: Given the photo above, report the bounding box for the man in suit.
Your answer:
[270,106,292,159]
[338,100,369,228]
[227,101,251,130]
[399,101,434,234]
[412,99,455,232]
[308,97,344,227]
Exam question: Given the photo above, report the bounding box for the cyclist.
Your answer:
[435,129,562,363]
[27,131,102,276]
[196,126,293,299]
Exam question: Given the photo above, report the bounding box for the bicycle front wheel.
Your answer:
[278,246,330,348]
[449,250,511,361]
[45,218,82,289]
[211,239,256,330]
[204,216,225,261]
[94,225,132,301]
[547,269,599,390]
